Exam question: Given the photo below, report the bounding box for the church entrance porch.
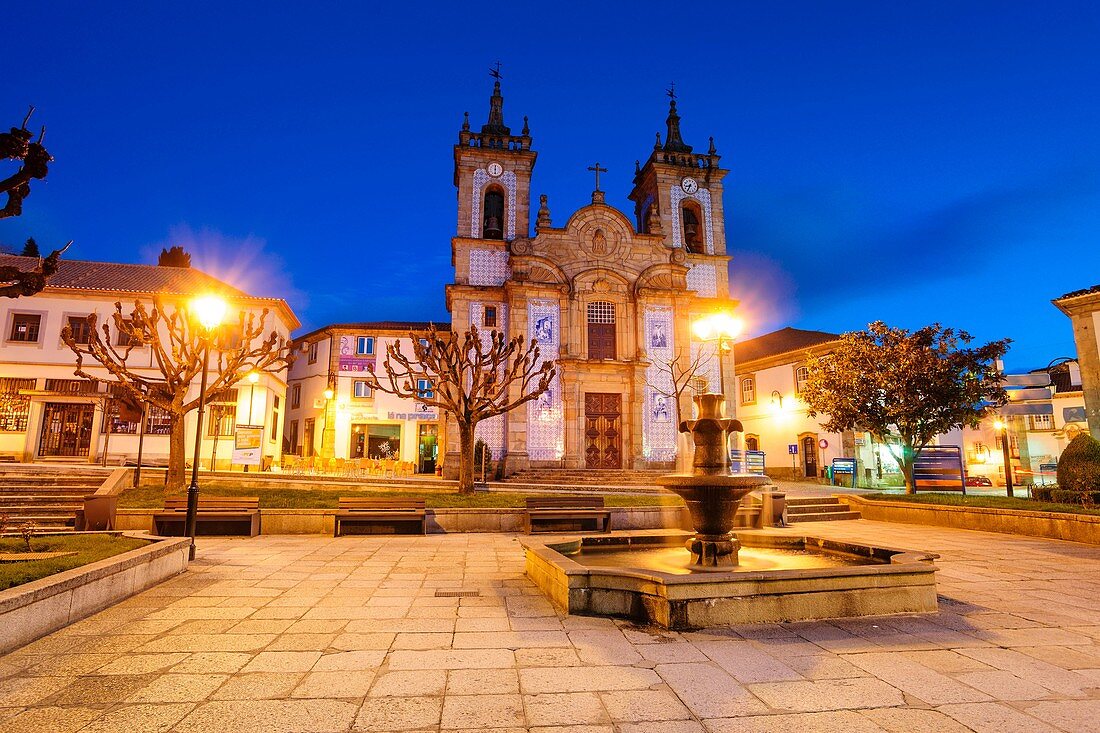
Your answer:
[584,392,622,469]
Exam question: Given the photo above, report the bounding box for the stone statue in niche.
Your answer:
[591,229,608,255]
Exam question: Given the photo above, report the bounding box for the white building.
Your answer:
[284,322,446,473]
[0,255,298,468]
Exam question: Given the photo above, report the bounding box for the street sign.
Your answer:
[914,446,965,492]
[1004,374,1051,388]
[831,457,858,488]
[788,444,798,455]
[1006,387,1053,402]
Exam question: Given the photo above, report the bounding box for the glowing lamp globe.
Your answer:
[247,371,260,384]
[191,294,228,331]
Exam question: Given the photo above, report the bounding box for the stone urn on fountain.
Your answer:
[662,393,770,569]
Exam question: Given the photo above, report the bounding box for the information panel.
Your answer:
[232,424,264,466]
[914,446,965,492]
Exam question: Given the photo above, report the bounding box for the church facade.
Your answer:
[444,81,736,475]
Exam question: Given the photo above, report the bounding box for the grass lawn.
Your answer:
[0,534,150,591]
[860,492,1100,517]
[118,484,685,510]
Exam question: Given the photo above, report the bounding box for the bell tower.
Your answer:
[454,79,537,241]
[628,92,729,259]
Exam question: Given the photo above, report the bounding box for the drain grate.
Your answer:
[435,589,481,598]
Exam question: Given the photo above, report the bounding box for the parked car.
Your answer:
[964,475,993,487]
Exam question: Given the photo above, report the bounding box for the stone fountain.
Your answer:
[661,393,770,569]
[519,391,939,629]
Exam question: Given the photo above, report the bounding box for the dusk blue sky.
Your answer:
[4,2,1098,371]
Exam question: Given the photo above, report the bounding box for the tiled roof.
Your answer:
[295,321,451,343]
[0,254,245,296]
[733,327,840,364]
[1055,284,1100,300]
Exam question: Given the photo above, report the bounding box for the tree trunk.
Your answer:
[457,421,476,495]
[901,452,917,494]
[166,414,188,492]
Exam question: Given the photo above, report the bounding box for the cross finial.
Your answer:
[489,61,503,80]
[587,162,608,192]
[666,82,676,101]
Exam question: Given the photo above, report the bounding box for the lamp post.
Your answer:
[994,418,1014,498]
[691,311,744,403]
[244,370,259,473]
[185,294,227,561]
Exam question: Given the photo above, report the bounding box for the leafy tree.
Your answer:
[364,324,554,494]
[20,238,39,257]
[1,106,70,297]
[158,246,192,268]
[62,298,296,490]
[1056,433,1100,493]
[800,321,1010,494]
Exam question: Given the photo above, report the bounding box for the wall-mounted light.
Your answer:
[323,388,335,401]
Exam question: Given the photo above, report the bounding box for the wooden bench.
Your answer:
[153,497,261,537]
[524,497,612,534]
[334,497,427,536]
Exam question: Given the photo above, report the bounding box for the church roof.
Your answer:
[733,327,841,365]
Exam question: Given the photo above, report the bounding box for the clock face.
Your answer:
[681,177,699,194]
[487,162,504,178]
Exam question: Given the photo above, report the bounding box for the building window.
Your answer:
[206,389,238,437]
[66,315,92,345]
[116,319,137,347]
[356,336,374,355]
[483,306,497,328]
[795,366,810,394]
[270,395,280,442]
[1030,414,1053,431]
[9,313,41,342]
[218,324,243,351]
[307,341,318,364]
[587,301,616,360]
[417,379,434,399]
[0,377,35,431]
[144,406,172,435]
[740,377,756,405]
[745,435,760,452]
[483,187,505,239]
[353,380,373,399]
[291,384,301,409]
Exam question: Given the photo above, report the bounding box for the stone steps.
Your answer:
[785,496,862,523]
[0,467,102,531]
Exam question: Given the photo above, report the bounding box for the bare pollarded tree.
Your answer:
[645,345,717,428]
[1,106,70,297]
[363,324,554,494]
[62,298,297,490]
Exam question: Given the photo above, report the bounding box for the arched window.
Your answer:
[795,366,810,394]
[745,435,760,452]
[740,376,756,405]
[587,301,616,360]
[483,187,505,239]
[681,202,704,253]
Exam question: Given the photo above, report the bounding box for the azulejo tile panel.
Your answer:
[471,169,517,240]
[686,263,717,297]
[527,299,563,461]
[669,186,714,253]
[471,303,508,459]
[469,249,511,287]
[643,306,677,462]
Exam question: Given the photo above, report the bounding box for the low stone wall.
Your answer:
[116,506,691,535]
[0,533,191,654]
[846,495,1100,545]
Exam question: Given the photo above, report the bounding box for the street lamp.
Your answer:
[185,293,227,560]
[243,370,260,473]
[993,418,1014,498]
[691,311,743,399]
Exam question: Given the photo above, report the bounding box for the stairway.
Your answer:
[785,496,862,523]
[504,468,670,492]
[0,466,105,532]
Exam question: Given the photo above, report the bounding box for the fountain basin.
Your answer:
[522,531,938,630]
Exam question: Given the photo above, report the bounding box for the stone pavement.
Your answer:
[1,522,1100,733]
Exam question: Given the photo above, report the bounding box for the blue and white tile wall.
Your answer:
[669,186,714,253]
[689,340,721,418]
[643,305,678,462]
[469,249,511,287]
[471,169,518,240]
[527,299,563,461]
[471,302,508,459]
[686,263,718,297]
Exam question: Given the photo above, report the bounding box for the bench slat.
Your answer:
[526,497,605,509]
